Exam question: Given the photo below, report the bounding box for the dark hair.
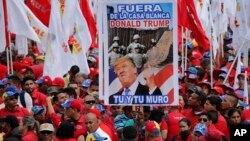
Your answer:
[196,88,207,106]
[69,65,80,75]
[53,89,64,102]
[22,76,35,86]
[179,118,191,127]
[7,75,21,85]
[123,126,137,139]
[207,110,218,124]
[200,112,208,117]
[148,110,164,123]
[56,121,75,139]
[63,87,77,99]
[206,96,222,111]
[3,115,19,129]
[228,108,241,118]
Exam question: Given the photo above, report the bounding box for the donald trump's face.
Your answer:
[114,57,137,88]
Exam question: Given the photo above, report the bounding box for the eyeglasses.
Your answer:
[198,118,208,122]
[40,131,53,135]
[85,100,96,104]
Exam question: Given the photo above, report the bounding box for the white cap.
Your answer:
[39,123,55,132]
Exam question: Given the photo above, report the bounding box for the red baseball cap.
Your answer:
[36,76,52,85]
[145,121,161,136]
[52,77,65,87]
[62,99,82,111]
[211,86,224,95]
[89,108,101,119]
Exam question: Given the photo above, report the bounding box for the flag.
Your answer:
[233,56,242,89]
[69,0,92,74]
[26,0,51,26]
[0,1,5,52]
[230,0,249,48]
[63,0,91,74]
[178,0,210,52]
[43,0,71,79]
[15,35,28,55]
[79,0,97,48]
[6,0,41,42]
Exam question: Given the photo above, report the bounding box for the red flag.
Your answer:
[26,0,51,26]
[178,0,210,52]
[79,0,97,48]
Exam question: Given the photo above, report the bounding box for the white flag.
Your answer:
[6,0,40,42]
[43,0,72,79]
[70,1,92,74]
[62,0,92,74]
[15,35,28,55]
[233,56,242,89]
[0,1,5,52]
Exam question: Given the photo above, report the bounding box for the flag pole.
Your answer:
[181,26,185,75]
[3,0,11,75]
[223,39,246,84]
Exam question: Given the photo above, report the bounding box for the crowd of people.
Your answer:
[0,29,250,141]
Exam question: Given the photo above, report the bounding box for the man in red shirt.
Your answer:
[166,105,185,141]
[22,76,47,106]
[61,99,87,140]
[0,87,30,122]
[204,96,229,139]
[181,86,206,129]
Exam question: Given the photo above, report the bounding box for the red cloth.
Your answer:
[241,107,250,122]
[160,119,168,131]
[73,114,87,138]
[26,65,44,80]
[79,0,97,48]
[0,64,7,80]
[214,113,230,139]
[26,0,51,26]
[181,108,201,129]
[0,106,30,122]
[206,124,225,141]
[31,89,47,106]
[100,122,114,141]
[22,130,38,141]
[178,0,210,52]
[167,112,185,141]
[49,113,62,128]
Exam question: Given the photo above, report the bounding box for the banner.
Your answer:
[101,0,178,105]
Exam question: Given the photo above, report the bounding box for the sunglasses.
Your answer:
[85,100,96,104]
[40,131,53,135]
[198,118,208,122]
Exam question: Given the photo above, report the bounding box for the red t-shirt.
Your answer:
[167,112,185,141]
[0,106,30,122]
[160,119,168,131]
[181,108,202,129]
[73,114,87,138]
[31,89,47,106]
[22,130,38,141]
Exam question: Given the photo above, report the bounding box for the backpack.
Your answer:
[19,91,26,108]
